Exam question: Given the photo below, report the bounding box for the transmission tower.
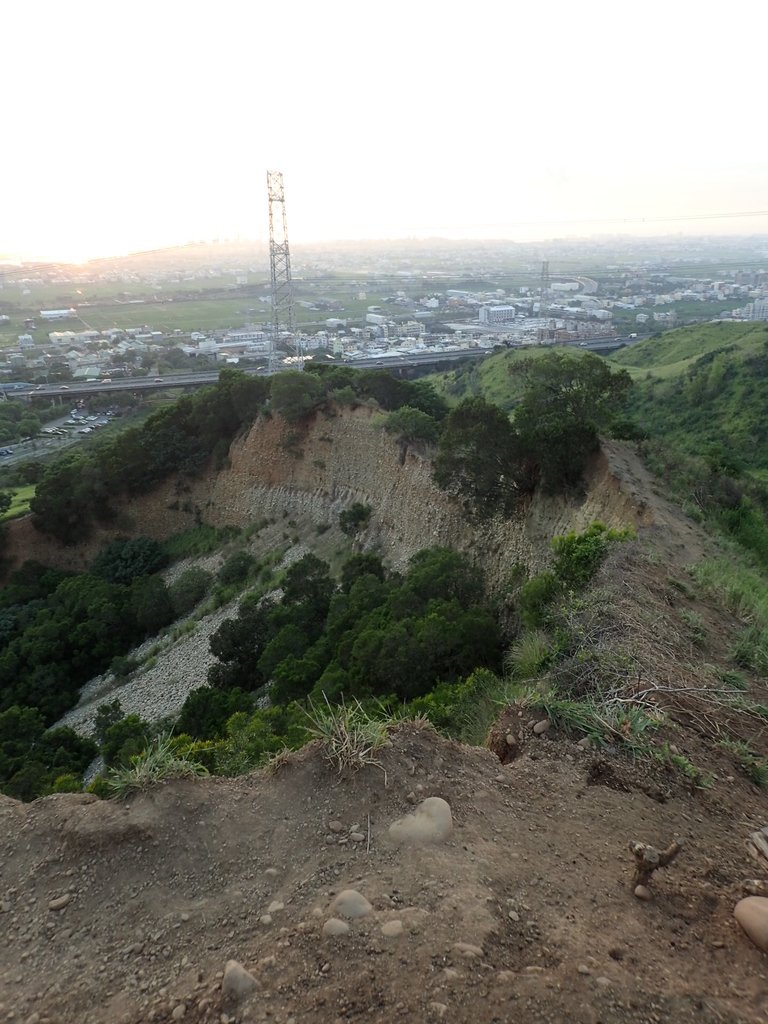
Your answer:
[267,170,301,371]
[539,259,550,319]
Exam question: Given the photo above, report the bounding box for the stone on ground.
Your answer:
[381,919,404,937]
[330,889,372,919]
[388,797,453,845]
[322,917,350,937]
[734,896,768,953]
[222,960,258,1001]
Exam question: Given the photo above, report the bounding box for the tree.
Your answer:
[339,503,372,536]
[168,568,213,617]
[0,492,12,517]
[433,397,533,517]
[512,352,632,491]
[270,372,324,422]
[383,407,439,447]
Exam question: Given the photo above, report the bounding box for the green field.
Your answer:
[610,322,768,380]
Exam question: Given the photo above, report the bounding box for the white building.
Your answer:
[40,308,76,320]
[479,305,517,325]
[750,298,768,321]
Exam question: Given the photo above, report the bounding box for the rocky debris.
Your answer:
[734,896,768,953]
[330,889,372,919]
[222,960,258,1001]
[322,918,350,937]
[389,796,453,845]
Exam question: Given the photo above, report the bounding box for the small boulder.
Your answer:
[222,960,258,1001]
[389,797,452,845]
[330,889,372,919]
[735,896,768,953]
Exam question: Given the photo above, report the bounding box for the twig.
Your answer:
[366,813,371,854]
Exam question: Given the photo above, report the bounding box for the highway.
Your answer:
[7,338,637,402]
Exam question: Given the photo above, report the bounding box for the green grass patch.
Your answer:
[0,485,35,520]
[162,524,242,560]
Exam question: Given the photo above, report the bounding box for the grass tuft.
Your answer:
[105,734,208,797]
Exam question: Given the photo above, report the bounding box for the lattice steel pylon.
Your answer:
[539,259,550,319]
[267,170,302,371]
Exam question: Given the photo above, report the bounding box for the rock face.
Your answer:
[389,797,453,845]
[734,896,768,953]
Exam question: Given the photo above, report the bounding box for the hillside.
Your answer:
[4,362,768,1021]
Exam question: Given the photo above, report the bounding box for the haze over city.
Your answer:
[4,0,767,262]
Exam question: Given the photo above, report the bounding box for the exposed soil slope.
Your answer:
[2,722,767,1024]
[5,408,648,590]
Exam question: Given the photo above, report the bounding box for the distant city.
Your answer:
[1,235,767,383]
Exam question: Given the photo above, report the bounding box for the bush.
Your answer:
[91,537,168,585]
[339,503,372,536]
[168,568,213,617]
[218,551,255,586]
[519,572,560,628]
[551,522,633,588]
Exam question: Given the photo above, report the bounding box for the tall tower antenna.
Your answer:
[539,259,550,319]
[267,170,301,371]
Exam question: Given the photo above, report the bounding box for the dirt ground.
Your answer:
[2,719,768,1024]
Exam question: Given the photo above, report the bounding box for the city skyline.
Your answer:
[4,0,766,262]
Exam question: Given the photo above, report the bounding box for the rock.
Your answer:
[496,970,516,982]
[429,1003,448,1019]
[596,976,612,987]
[508,910,520,922]
[389,797,452,845]
[328,820,344,833]
[171,1005,186,1020]
[349,832,365,842]
[734,896,768,953]
[406,791,418,804]
[533,719,550,735]
[443,968,461,980]
[222,960,258,1001]
[577,964,591,975]
[633,885,652,901]
[322,918,350,937]
[381,920,404,937]
[264,868,279,878]
[48,894,72,912]
[267,901,284,914]
[259,914,273,926]
[330,889,372,920]
[505,733,516,746]
[453,942,483,958]
[577,737,591,750]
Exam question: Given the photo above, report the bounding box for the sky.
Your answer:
[3,0,767,261]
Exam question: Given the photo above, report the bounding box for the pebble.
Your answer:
[328,820,344,833]
[389,797,453,845]
[429,1003,448,1019]
[577,964,591,975]
[260,915,273,926]
[349,832,365,843]
[322,918,350,937]
[222,960,258,1001]
[533,719,550,735]
[508,910,520,922]
[734,896,768,953]
[381,920,404,938]
[48,894,72,912]
[264,868,279,878]
[171,1005,186,1020]
[577,737,591,750]
[330,890,372,919]
[267,901,284,914]
[596,976,611,987]
[634,885,652,901]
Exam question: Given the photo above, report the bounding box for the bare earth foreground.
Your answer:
[2,723,767,1024]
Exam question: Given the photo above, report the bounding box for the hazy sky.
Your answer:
[4,0,767,260]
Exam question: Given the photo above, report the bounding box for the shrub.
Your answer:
[168,568,213,617]
[218,551,255,585]
[551,522,633,588]
[106,734,208,797]
[91,537,167,585]
[339,503,372,536]
[519,572,560,628]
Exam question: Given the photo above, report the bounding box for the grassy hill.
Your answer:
[613,323,768,472]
